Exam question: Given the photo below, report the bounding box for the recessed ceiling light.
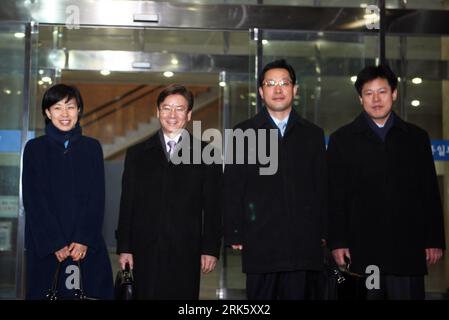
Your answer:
[411,100,420,107]
[39,69,44,75]
[42,76,52,82]
[100,70,110,76]
[4,89,11,95]
[350,76,357,82]
[219,81,226,87]
[14,32,25,38]
[411,77,422,84]
[38,80,44,85]
[163,71,174,78]
[262,40,268,45]
[171,58,179,65]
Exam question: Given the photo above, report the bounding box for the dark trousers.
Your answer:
[246,270,320,300]
[366,275,425,300]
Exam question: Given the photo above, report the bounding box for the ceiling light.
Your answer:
[411,100,420,107]
[262,40,268,45]
[100,70,110,76]
[4,89,11,95]
[163,71,174,78]
[171,58,179,65]
[411,77,422,84]
[350,76,357,83]
[42,76,52,82]
[14,32,25,38]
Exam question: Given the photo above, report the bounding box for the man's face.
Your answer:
[359,77,397,124]
[157,93,192,136]
[258,68,298,115]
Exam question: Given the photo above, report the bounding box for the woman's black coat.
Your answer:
[22,123,114,299]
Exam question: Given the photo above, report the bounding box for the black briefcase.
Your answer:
[333,265,367,300]
[323,248,367,300]
[114,263,134,300]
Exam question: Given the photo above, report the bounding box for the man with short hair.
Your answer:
[327,65,445,300]
[224,59,327,300]
[116,84,222,299]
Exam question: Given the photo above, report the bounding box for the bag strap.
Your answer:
[50,262,61,292]
[344,262,365,278]
[49,260,87,299]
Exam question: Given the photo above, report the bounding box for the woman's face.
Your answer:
[45,97,80,131]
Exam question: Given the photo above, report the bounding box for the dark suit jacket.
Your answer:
[224,108,327,274]
[327,112,445,275]
[116,130,222,299]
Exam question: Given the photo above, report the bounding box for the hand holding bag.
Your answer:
[46,260,97,300]
[114,263,134,300]
[334,262,367,300]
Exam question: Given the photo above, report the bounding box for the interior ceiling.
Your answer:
[30,24,444,117]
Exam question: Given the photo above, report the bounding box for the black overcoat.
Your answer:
[224,108,327,274]
[22,123,114,299]
[327,112,445,275]
[116,131,222,300]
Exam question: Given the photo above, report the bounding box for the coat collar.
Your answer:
[351,111,408,134]
[253,107,307,133]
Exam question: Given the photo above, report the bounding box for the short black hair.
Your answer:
[157,84,194,111]
[41,84,84,124]
[259,59,297,88]
[354,65,398,96]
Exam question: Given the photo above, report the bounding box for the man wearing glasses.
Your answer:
[224,59,327,299]
[116,84,222,299]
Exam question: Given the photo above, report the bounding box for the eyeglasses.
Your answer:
[159,104,188,115]
[262,79,293,88]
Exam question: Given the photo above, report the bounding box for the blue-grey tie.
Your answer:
[167,140,177,156]
[279,121,287,136]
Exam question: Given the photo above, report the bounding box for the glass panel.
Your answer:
[386,35,445,139]
[0,23,27,299]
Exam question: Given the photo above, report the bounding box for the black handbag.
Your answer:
[323,248,367,300]
[46,261,97,300]
[114,263,134,300]
[333,263,367,300]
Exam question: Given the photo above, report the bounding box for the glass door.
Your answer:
[0,21,37,299]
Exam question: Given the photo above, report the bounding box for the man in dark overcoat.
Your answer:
[327,65,445,300]
[224,59,327,299]
[116,84,222,299]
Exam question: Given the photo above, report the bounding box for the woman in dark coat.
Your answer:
[22,84,114,299]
